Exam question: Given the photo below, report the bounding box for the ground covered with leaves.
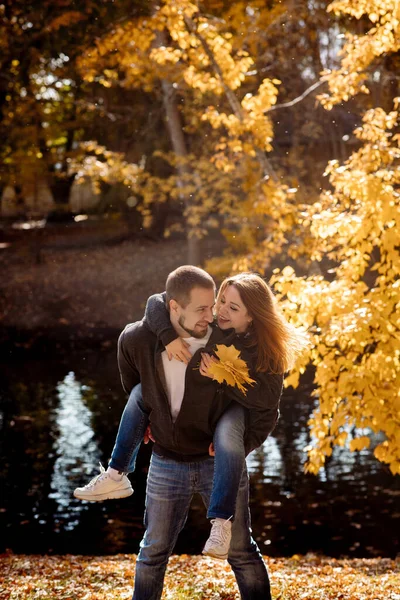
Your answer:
[1,553,399,600]
[0,234,225,347]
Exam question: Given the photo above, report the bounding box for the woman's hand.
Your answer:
[199,352,218,378]
[165,338,191,363]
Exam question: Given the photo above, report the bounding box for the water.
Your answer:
[0,348,398,557]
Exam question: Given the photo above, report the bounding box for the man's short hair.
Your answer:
[166,265,215,308]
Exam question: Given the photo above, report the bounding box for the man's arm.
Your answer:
[117,325,141,395]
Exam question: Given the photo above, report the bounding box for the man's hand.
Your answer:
[199,352,218,378]
[166,338,192,363]
[208,442,215,456]
[144,426,155,444]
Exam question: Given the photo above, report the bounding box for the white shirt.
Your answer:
[161,326,212,422]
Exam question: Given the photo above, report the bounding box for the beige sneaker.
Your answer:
[73,464,133,502]
[202,518,232,560]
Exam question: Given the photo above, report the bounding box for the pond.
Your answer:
[0,347,398,558]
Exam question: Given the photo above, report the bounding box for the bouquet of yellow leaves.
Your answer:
[207,344,255,394]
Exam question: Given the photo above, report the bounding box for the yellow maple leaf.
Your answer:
[208,344,256,394]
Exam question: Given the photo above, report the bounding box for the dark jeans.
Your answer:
[133,452,271,600]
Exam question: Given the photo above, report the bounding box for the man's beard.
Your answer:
[178,316,208,339]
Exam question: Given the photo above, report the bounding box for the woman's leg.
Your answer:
[109,383,149,474]
[73,383,149,501]
[207,402,246,520]
[199,459,271,598]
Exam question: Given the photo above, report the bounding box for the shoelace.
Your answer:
[84,463,106,488]
[208,519,231,545]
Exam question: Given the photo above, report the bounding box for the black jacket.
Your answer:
[142,293,284,455]
[190,333,283,454]
[118,320,233,460]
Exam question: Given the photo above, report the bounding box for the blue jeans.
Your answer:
[110,386,247,521]
[208,402,246,520]
[109,384,149,473]
[133,452,271,600]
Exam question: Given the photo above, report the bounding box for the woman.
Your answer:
[74,273,307,559]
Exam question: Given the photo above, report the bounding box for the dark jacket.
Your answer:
[144,293,283,454]
[118,320,232,460]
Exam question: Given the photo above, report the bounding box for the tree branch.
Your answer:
[266,80,324,112]
[183,14,277,181]
[183,15,244,117]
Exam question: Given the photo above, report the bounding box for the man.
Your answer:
[118,265,272,599]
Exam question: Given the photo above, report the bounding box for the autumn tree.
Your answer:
[0,0,142,211]
[263,0,400,475]
[79,0,316,262]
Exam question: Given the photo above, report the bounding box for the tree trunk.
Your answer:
[160,78,201,265]
[49,174,76,206]
[153,24,201,265]
[183,14,277,182]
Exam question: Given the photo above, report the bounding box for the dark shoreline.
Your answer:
[0,325,121,359]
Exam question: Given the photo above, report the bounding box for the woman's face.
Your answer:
[216,284,252,333]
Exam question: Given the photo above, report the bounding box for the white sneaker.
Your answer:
[73,464,133,502]
[202,518,232,560]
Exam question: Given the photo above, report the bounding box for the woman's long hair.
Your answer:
[217,273,308,374]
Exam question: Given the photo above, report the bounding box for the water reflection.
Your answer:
[247,436,284,483]
[247,399,384,487]
[49,372,101,530]
[1,351,399,557]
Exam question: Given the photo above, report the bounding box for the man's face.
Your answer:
[173,286,215,338]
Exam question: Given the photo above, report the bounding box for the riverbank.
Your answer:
[0,234,226,353]
[1,553,399,599]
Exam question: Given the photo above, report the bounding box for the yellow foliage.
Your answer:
[74,0,293,251]
[46,11,85,32]
[271,98,400,475]
[207,344,256,393]
[204,1,400,476]
[69,142,142,191]
[319,0,400,108]
[349,436,371,452]
[260,0,400,474]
